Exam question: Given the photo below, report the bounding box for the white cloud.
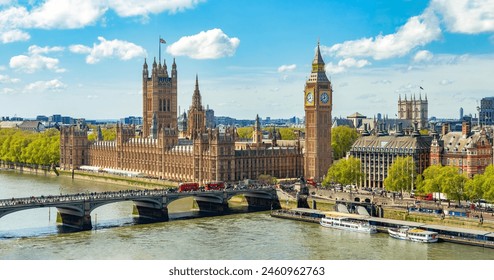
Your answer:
[0,1,204,44]
[108,0,204,17]
[69,37,147,64]
[69,44,93,54]
[1,87,14,94]
[0,74,20,83]
[28,45,65,55]
[0,0,14,6]
[439,79,454,85]
[167,28,240,59]
[24,79,67,92]
[431,0,494,34]
[28,0,107,29]
[338,57,371,68]
[278,64,296,73]
[0,29,30,43]
[372,79,392,84]
[324,8,441,60]
[9,46,66,73]
[325,58,371,74]
[413,50,434,62]
[325,62,345,74]
[0,1,106,33]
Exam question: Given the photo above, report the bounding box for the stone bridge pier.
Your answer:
[56,202,92,230]
[244,193,281,210]
[194,194,229,213]
[133,199,169,222]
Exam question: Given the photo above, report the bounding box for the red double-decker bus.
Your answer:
[204,181,225,191]
[178,182,199,192]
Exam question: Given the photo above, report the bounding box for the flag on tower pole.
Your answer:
[159,37,166,64]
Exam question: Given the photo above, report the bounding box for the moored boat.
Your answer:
[320,216,377,233]
[388,227,438,243]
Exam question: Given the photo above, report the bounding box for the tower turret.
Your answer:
[143,58,148,77]
[172,58,177,79]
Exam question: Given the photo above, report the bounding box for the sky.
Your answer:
[0,0,493,121]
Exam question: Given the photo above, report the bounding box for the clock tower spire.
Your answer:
[304,42,333,182]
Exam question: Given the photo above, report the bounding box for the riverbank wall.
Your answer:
[0,161,177,189]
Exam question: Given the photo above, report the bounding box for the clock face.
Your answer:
[320,92,329,104]
[306,92,314,104]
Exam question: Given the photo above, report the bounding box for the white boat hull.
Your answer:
[388,227,438,243]
[320,217,377,234]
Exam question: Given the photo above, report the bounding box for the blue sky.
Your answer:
[0,0,493,121]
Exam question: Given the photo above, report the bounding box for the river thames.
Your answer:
[0,171,493,260]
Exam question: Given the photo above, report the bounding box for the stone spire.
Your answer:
[97,125,103,141]
[143,58,148,77]
[191,74,202,110]
[253,114,262,144]
[312,41,325,67]
[309,41,329,82]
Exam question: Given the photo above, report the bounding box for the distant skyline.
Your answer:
[1,0,493,121]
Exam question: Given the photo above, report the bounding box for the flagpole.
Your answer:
[159,36,161,64]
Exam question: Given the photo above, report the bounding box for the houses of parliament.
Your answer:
[60,44,333,184]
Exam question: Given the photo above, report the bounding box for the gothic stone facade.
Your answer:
[60,52,307,184]
[398,94,428,129]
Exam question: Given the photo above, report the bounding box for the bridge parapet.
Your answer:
[0,187,281,230]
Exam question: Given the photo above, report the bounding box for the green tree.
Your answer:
[322,156,363,187]
[236,127,253,139]
[331,126,359,160]
[419,165,444,196]
[465,165,494,203]
[0,128,60,166]
[102,127,116,141]
[465,174,486,202]
[383,156,417,195]
[258,174,277,185]
[278,127,298,140]
[441,166,468,205]
[420,165,470,204]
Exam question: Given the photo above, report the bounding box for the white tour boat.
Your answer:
[388,227,439,243]
[320,216,377,233]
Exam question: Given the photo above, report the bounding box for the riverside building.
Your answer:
[60,44,332,184]
[430,121,493,178]
[349,122,432,189]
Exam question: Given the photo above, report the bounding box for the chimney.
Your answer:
[462,121,471,138]
[442,123,450,135]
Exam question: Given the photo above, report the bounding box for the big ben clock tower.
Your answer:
[304,42,333,182]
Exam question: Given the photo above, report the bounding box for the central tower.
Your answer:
[304,42,333,182]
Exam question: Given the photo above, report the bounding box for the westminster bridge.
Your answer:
[0,187,280,230]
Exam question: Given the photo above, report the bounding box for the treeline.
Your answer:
[385,157,494,204]
[0,128,60,167]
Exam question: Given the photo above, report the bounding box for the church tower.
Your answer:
[304,42,333,182]
[142,57,178,137]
